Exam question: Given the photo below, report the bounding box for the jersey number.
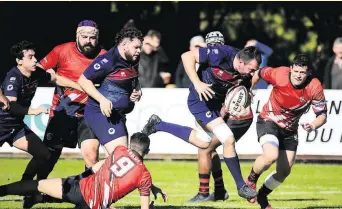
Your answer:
[110,156,135,177]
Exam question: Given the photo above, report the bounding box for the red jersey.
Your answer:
[259,66,327,132]
[79,146,152,209]
[40,42,106,117]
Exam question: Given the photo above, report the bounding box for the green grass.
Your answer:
[0,159,342,208]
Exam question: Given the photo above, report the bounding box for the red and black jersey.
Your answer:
[259,66,327,132]
[79,146,152,209]
[40,42,106,117]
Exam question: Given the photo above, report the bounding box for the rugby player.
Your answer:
[245,54,327,209]
[77,27,143,155]
[142,38,262,200]
[0,132,167,209]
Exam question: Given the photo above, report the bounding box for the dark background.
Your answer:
[1,1,342,83]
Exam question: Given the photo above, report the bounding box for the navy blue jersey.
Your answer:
[0,67,50,131]
[195,45,252,100]
[83,47,139,113]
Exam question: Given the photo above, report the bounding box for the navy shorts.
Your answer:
[0,124,34,147]
[187,88,223,126]
[62,177,89,209]
[85,105,127,145]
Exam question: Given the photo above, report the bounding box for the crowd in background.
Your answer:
[123,19,342,90]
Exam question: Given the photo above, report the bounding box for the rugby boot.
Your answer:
[237,183,257,200]
[187,193,210,202]
[142,114,162,136]
[246,178,257,203]
[206,190,229,201]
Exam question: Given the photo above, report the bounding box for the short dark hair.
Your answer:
[146,29,161,40]
[115,28,144,45]
[10,40,35,59]
[292,53,312,73]
[130,132,150,155]
[236,46,262,66]
[292,53,310,67]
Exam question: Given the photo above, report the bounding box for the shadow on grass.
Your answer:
[270,197,325,202]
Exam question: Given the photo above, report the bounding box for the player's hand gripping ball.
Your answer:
[224,85,250,117]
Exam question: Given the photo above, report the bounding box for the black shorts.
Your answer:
[43,111,96,149]
[62,177,89,209]
[227,118,253,142]
[256,116,298,151]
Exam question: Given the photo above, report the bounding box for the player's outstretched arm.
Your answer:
[78,74,112,117]
[151,184,168,202]
[140,195,151,209]
[55,74,84,92]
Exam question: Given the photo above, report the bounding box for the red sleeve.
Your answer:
[258,66,277,85]
[138,168,152,196]
[310,80,327,116]
[40,47,59,70]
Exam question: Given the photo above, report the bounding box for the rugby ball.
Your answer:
[224,85,249,114]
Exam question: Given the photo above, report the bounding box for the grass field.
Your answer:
[0,159,341,209]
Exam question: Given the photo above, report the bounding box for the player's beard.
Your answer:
[124,51,138,62]
[77,39,98,58]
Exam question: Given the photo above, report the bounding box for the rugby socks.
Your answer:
[198,173,210,196]
[155,122,191,142]
[211,153,225,192]
[247,167,261,184]
[258,184,273,197]
[224,156,245,189]
[21,134,52,181]
[212,170,225,193]
[259,172,282,197]
[37,148,62,180]
[0,180,38,196]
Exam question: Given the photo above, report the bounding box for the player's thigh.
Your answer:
[44,113,78,149]
[12,126,38,152]
[78,117,99,157]
[85,109,128,147]
[256,117,280,160]
[226,118,253,142]
[38,178,63,199]
[188,92,222,128]
[103,136,128,154]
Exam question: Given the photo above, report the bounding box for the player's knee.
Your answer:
[82,147,99,165]
[260,134,279,149]
[212,123,234,145]
[195,130,212,149]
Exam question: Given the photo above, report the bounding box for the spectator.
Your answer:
[175,35,206,88]
[323,37,342,89]
[312,42,329,83]
[139,30,170,88]
[245,39,273,89]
